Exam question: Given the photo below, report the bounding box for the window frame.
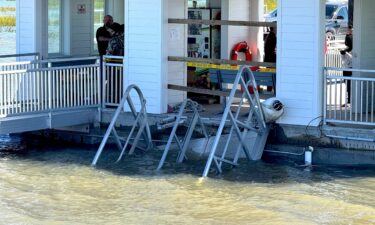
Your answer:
[47,0,64,57]
[92,0,106,55]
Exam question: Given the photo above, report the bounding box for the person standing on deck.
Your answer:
[345,25,353,53]
[106,23,124,56]
[264,26,277,63]
[96,15,114,56]
[342,25,353,106]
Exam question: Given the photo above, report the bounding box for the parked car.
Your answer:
[264,2,349,40]
[325,2,349,39]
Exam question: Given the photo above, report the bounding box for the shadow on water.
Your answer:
[1,134,375,184]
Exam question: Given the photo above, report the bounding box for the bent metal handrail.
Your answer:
[91,84,153,166]
[202,65,268,177]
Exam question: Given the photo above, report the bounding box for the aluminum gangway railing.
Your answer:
[0,52,40,64]
[91,85,153,166]
[156,66,271,177]
[157,99,209,170]
[202,66,270,177]
[0,57,101,135]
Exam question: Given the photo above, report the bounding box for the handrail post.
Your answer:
[323,68,327,125]
[48,63,52,111]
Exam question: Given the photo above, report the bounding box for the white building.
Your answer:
[15,0,375,128]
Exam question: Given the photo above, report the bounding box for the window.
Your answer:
[188,0,207,8]
[337,7,348,21]
[48,0,61,54]
[326,4,338,19]
[93,0,105,53]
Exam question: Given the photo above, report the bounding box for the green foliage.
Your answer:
[0,16,15,27]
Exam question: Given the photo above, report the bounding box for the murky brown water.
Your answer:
[1,135,375,225]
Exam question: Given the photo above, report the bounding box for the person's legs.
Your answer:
[343,70,352,104]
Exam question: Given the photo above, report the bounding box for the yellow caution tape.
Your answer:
[258,67,276,73]
[187,62,277,73]
[187,62,239,70]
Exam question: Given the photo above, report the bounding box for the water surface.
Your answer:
[0,135,375,225]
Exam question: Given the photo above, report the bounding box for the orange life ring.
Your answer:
[231,42,260,93]
[231,41,252,61]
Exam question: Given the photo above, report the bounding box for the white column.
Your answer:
[167,0,187,106]
[221,0,251,59]
[276,0,325,126]
[17,0,47,59]
[249,0,264,62]
[124,0,168,114]
[352,0,375,113]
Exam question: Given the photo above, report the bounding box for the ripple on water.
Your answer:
[0,136,375,224]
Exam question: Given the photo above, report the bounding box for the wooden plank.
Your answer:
[168,19,277,28]
[168,56,276,68]
[168,84,243,98]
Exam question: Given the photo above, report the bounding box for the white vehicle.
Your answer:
[264,9,277,22]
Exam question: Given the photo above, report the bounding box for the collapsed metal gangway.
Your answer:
[92,67,282,177]
[202,66,270,177]
[157,99,210,170]
[91,85,153,166]
[157,66,277,177]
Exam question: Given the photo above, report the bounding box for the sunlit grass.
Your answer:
[0,7,15,13]
[0,16,16,27]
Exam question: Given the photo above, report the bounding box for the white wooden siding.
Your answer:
[167,0,187,105]
[276,0,325,126]
[355,0,375,70]
[124,0,167,114]
[70,0,92,56]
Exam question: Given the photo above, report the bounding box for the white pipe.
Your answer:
[304,146,313,166]
[325,134,375,142]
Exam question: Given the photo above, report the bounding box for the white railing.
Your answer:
[0,58,101,117]
[325,48,343,76]
[0,53,40,64]
[326,34,345,47]
[324,67,375,126]
[102,55,124,107]
[324,34,346,76]
[0,60,42,72]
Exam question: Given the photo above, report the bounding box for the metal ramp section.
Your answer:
[157,99,209,170]
[91,85,153,166]
[202,66,269,177]
[0,108,98,135]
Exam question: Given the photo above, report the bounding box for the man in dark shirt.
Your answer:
[264,26,277,63]
[96,15,113,56]
[344,25,353,53]
[343,25,353,106]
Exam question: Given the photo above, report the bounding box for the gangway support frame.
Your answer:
[91,85,153,166]
[202,66,269,177]
[157,99,209,170]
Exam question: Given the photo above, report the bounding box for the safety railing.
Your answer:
[0,58,101,117]
[102,55,124,107]
[325,48,343,76]
[0,52,40,63]
[324,67,375,126]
